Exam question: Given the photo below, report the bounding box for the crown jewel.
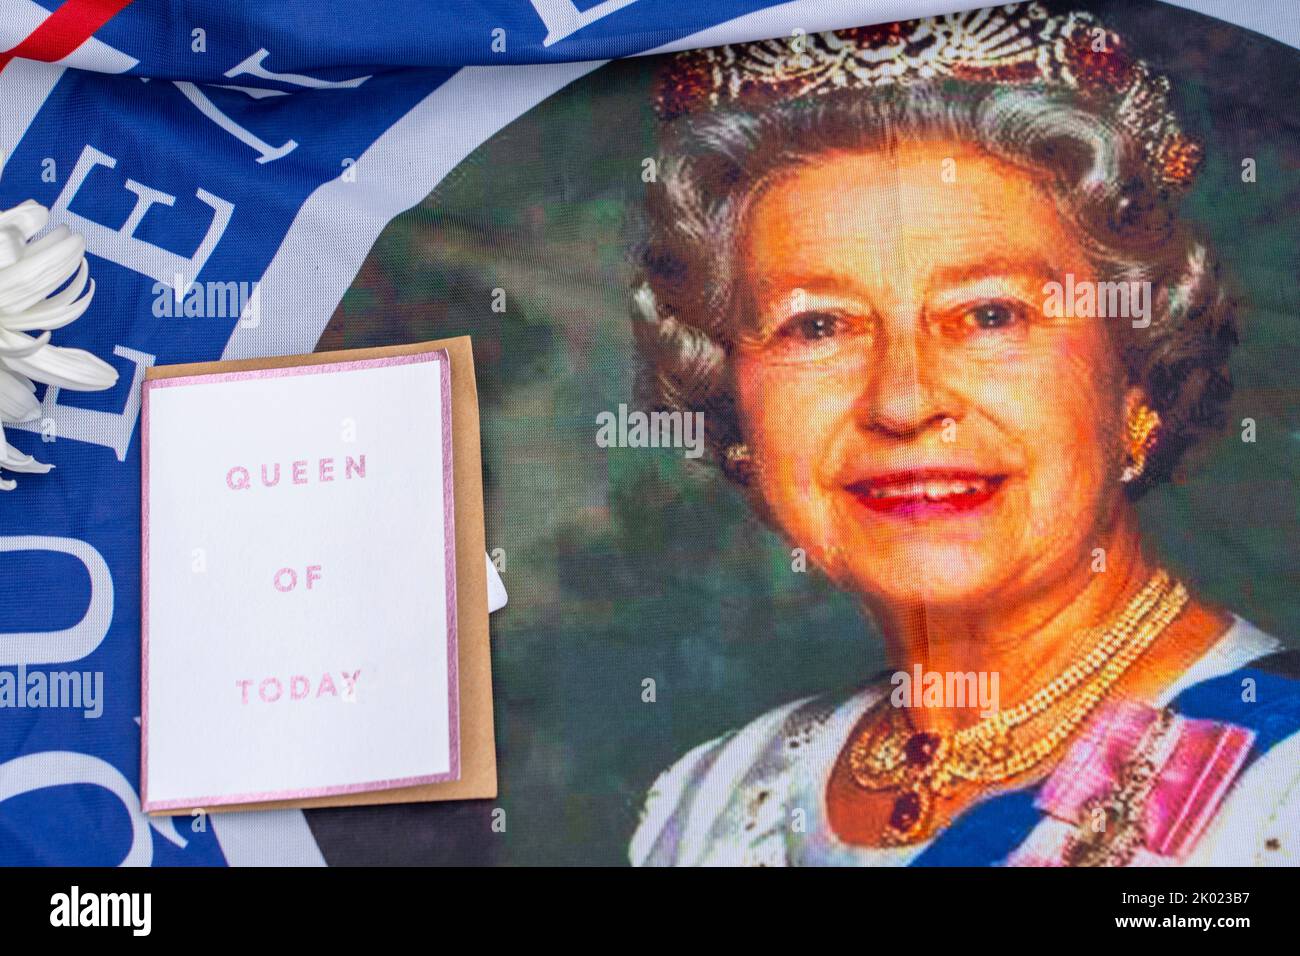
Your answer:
[655,3,1200,189]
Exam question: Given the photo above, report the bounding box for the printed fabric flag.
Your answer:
[0,0,1298,866]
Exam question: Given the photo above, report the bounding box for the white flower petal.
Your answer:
[24,224,71,255]
[0,228,24,272]
[0,202,49,251]
[0,368,40,422]
[2,343,118,390]
[0,230,85,314]
[39,259,90,308]
[3,271,94,332]
[0,200,113,488]
[0,327,51,358]
[0,441,52,473]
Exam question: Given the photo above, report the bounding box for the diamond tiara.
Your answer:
[654,3,1201,190]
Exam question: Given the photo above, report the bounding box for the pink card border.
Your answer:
[140,350,460,813]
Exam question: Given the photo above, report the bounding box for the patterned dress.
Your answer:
[631,618,1300,866]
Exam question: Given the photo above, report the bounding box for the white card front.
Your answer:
[141,351,459,811]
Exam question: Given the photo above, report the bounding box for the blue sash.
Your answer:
[909,653,1300,866]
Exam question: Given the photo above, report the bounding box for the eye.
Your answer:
[964,301,1024,331]
[780,311,844,341]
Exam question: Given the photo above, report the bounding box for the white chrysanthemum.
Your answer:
[0,199,117,490]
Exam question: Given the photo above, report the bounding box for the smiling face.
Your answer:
[732,141,1138,609]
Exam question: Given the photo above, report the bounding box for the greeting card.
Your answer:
[140,338,496,813]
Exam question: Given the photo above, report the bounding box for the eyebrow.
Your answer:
[752,254,1061,295]
[748,272,872,302]
[926,255,1061,289]
[742,255,1064,325]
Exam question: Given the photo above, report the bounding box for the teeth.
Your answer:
[868,477,988,500]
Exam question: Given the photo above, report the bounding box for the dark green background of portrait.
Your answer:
[308,0,1300,864]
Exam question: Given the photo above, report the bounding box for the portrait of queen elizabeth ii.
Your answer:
[627,5,1300,866]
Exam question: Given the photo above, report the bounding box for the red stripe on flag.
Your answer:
[0,0,135,72]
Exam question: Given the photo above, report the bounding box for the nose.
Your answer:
[854,322,953,439]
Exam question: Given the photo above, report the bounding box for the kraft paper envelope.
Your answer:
[141,336,496,814]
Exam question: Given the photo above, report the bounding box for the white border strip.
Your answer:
[210,808,327,867]
[1163,0,1300,50]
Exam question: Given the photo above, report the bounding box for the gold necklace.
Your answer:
[847,570,1190,845]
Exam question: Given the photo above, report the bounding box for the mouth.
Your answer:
[844,469,1007,518]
